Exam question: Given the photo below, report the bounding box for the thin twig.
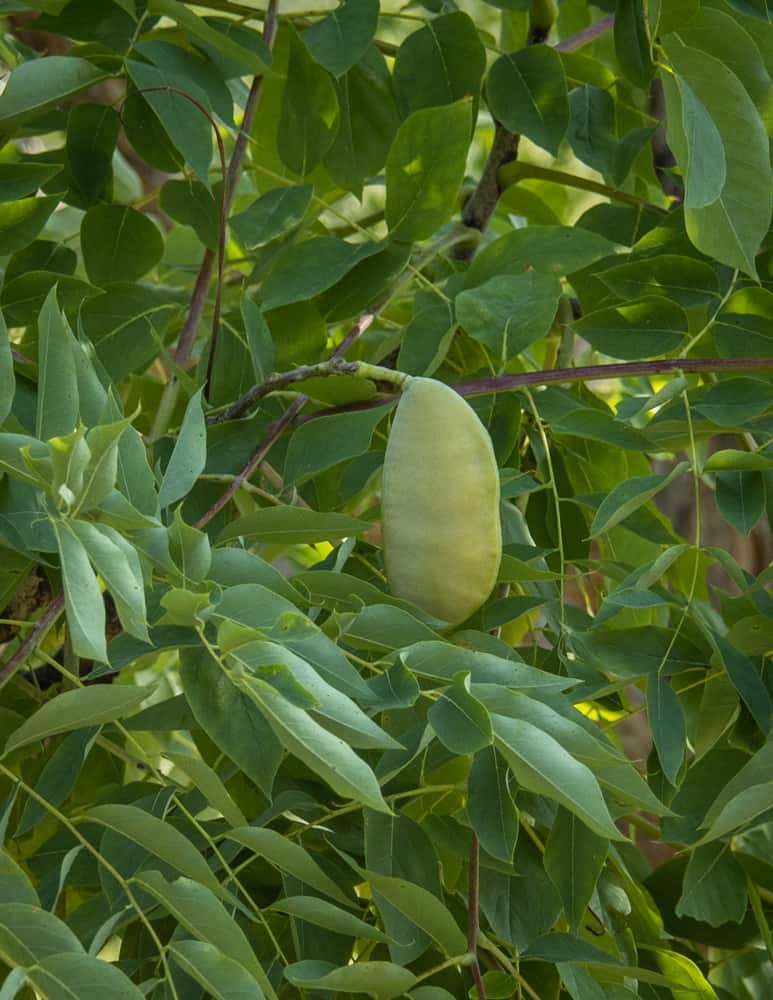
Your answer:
[195,396,306,528]
[468,832,487,1000]
[172,0,279,370]
[231,356,773,430]
[0,592,65,690]
[208,358,360,425]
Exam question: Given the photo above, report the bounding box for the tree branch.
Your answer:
[289,357,773,423]
[173,0,279,369]
[468,832,487,1000]
[555,13,614,52]
[0,592,65,690]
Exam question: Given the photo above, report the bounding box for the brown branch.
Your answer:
[289,357,773,424]
[0,592,65,690]
[173,0,279,368]
[468,832,487,1000]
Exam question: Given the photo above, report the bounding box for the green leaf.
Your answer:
[215,583,371,698]
[673,6,773,110]
[716,470,766,535]
[353,866,467,957]
[229,640,399,750]
[125,59,213,185]
[25,951,145,999]
[137,871,276,996]
[393,12,486,116]
[492,715,624,840]
[694,378,773,427]
[303,0,378,77]
[455,271,562,361]
[544,808,608,933]
[714,283,773,356]
[467,746,519,862]
[180,648,282,795]
[36,286,79,441]
[268,896,390,942]
[284,960,417,998]
[160,178,219,250]
[713,634,772,735]
[428,673,493,753]
[77,417,132,514]
[226,826,352,905]
[567,85,653,185]
[569,627,706,679]
[597,255,719,309]
[385,100,471,243]
[83,803,221,890]
[169,940,266,1000]
[135,39,234,124]
[486,45,569,155]
[572,296,688,361]
[218,507,370,545]
[647,672,685,786]
[278,26,339,176]
[675,843,748,926]
[589,462,689,538]
[398,288,456,376]
[15,728,97,835]
[704,449,773,472]
[284,404,390,485]
[238,672,389,812]
[262,237,380,310]
[0,195,57,256]
[0,903,82,963]
[402,640,574,693]
[0,311,14,425]
[158,388,206,509]
[0,853,38,906]
[66,104,120,206]
[614,0,655,88]
[4,686,149,754]
[0,162,63,202]
[324,46,401,198]
[70,520,149,642]
[80,204,164,287]
[0,56,108,130]
[148,0,272,76]
[662,44,773,276]
[230,184,312,249]
[464,225,621,288]
[80,283,182,381]
[53,520,108,662]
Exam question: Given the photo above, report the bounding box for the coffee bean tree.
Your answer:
[1,1,772,998]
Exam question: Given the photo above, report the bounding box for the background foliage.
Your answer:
[1,0,773,998]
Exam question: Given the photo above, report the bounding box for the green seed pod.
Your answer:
[382,377,502,625]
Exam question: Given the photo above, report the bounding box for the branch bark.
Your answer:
[0,592,65,690]
[173,0,279,368]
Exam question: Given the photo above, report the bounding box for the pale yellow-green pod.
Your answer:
[381,377,502,625]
